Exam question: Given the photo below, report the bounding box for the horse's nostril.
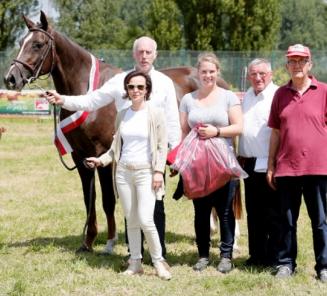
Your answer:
[9,75,16,85]
[4,74,16,89]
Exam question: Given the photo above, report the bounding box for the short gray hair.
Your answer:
[247,58,272,73]
[133,36,157,53]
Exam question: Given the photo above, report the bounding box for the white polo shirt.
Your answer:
[62,67,181,148]
[238,82,279,171]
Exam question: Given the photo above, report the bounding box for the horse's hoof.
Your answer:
[76,244,93,253]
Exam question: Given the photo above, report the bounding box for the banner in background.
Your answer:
[0,90,50,115]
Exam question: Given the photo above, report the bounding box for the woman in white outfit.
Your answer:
[85,70,171,280]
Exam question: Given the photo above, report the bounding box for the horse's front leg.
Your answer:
[97,165,117,254]
[72,152,98,252]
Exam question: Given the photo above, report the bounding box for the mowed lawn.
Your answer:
[0,117,325,295]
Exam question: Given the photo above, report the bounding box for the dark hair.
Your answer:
[123,70,152,100]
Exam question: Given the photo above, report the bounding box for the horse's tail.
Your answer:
[233,180,243,220]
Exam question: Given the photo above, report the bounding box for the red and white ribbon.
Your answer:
[55,54,100,155]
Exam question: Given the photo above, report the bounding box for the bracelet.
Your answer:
[216,127,221,137]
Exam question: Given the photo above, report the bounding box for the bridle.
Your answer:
[12,27,56,84]
[12,28,76,171]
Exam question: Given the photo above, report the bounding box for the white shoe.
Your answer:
[154,260,172,280]
[122,259,143,275]
[102,233,118,254]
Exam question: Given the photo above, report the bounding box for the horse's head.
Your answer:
[4,11,55,90]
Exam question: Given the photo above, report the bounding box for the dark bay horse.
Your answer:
[4,11,229,252]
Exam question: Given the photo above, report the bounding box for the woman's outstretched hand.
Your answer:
[42,91,64,106]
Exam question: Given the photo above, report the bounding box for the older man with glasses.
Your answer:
[267,44,327,282]
[238,58,280,267]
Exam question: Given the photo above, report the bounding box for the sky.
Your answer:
[37,0,59,20]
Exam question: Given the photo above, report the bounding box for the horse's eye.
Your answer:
[32,42,43,50]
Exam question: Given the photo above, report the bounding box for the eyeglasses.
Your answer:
[249,72,269,78]
[287,59,309,66]
[127,84,146,91]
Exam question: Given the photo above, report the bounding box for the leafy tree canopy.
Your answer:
[0,0,39,50]
[54,0,183,50]
[4,0,327,52]
[144,0,184,50]
[176,0,281,51]
[279,0,327,50]
[53,0,128,50]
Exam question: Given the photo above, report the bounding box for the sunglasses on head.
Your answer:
[127,84,146,91]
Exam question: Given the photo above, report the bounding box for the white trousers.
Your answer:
[116,164,163,263]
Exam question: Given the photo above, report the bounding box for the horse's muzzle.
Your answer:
[4,67,26,91]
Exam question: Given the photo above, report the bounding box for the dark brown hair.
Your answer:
[123,70,152,100]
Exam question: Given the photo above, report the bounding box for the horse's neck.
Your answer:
[52,32,91,95]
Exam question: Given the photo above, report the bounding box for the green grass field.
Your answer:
[0,117,325,295]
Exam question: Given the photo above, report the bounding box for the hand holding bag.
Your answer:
[172,128,247,199]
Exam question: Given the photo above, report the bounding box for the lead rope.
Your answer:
[53,103,96,252]
[27,79,94,252]
[24,81,77,171]
[51,103,97,251]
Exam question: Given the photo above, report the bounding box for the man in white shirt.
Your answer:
[45,36,181,257]
[238,58,280,266]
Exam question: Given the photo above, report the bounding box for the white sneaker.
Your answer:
[102,233,118,254]
[154,260,172,280]
[122,259,144,275]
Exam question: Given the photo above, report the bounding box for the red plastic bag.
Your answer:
[167,143,182,165]
[172,128,247,199]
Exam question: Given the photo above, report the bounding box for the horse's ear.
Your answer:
[40,10,48,31]
[22,14,35,29]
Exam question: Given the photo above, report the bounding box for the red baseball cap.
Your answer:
[286,44,311,58]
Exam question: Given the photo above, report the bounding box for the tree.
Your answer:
[53,0,128,50]
[279,0,327,50]
[175,0,219,50]
[0,0,39,51]
[54,0,184,50]
[176,0,281,51]
[118,0,151,49]
[227,0,281,50]
[144,0,184,50]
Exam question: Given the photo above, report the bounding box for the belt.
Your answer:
[118,161,152,170]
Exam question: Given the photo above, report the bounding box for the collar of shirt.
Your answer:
[247,81,278,101]
[239,81,278,158]
[243,82,278,112]
[133,65,155,75]
[286,75,318,91]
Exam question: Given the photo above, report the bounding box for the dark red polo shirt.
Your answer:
[268,76,327,176]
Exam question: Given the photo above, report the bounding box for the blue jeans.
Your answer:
[192,182,235,259]
[276,175,327,272]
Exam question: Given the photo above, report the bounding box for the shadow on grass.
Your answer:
[2,229,199,271]
[3,230,269,274]
[233,257,275,274]
[3,232,127,271]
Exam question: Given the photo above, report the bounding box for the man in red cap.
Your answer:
[267,44,327,281]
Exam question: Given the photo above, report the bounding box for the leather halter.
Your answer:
[12,28,55,84]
